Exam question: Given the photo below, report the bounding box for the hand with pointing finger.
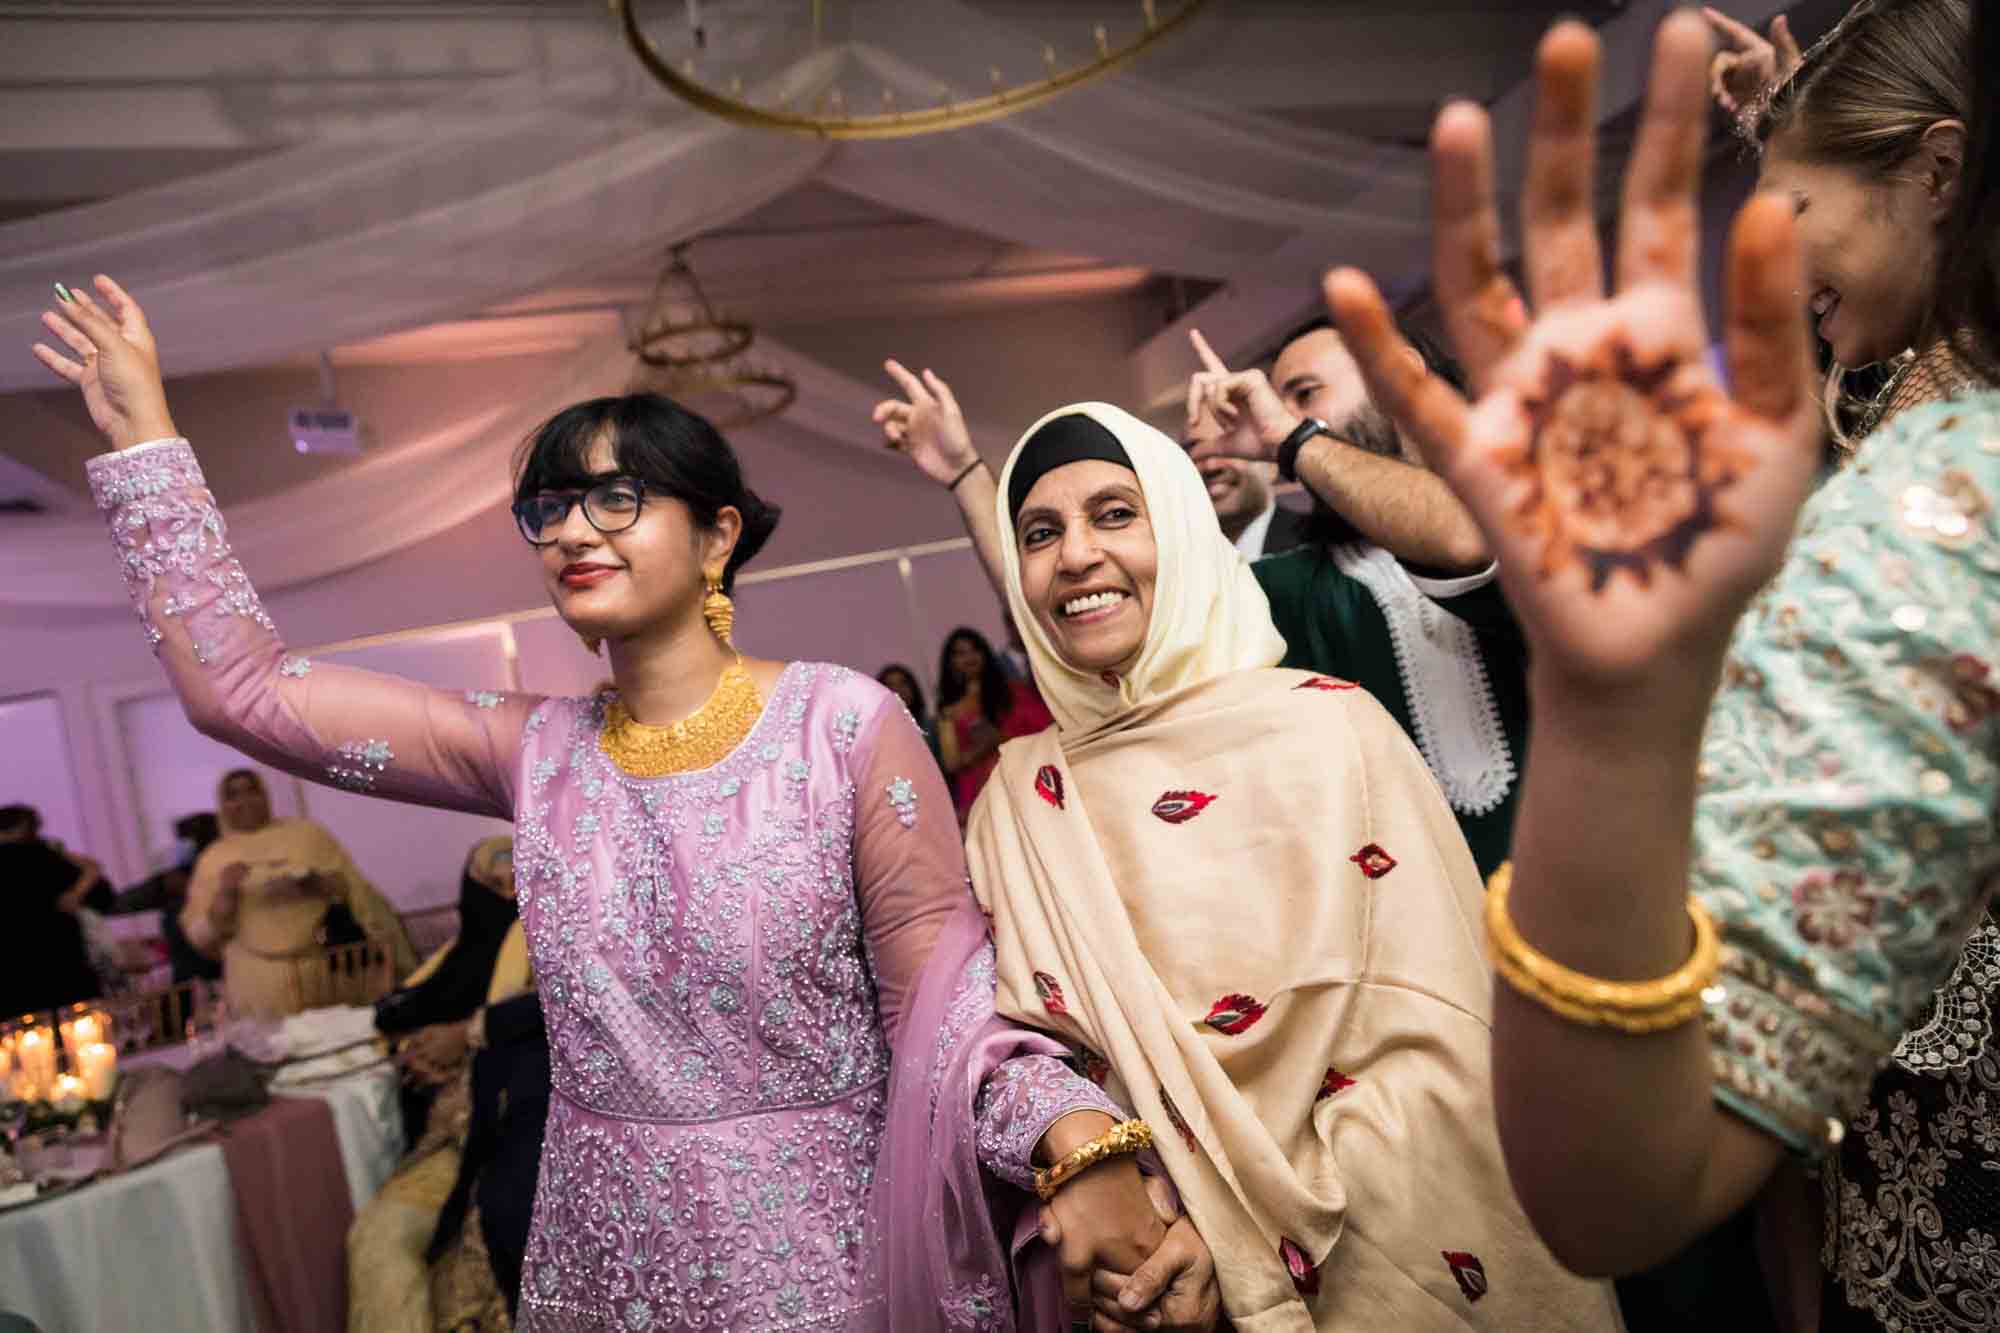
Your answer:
[873,359,981,487]
[1702,7,1802,125]
[1182,328,1301,464]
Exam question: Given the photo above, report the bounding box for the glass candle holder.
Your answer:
[14,1025,57,1097]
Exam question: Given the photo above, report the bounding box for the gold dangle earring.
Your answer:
[702,569,735,648]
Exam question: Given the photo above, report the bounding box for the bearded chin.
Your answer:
[1331,403,1404,460]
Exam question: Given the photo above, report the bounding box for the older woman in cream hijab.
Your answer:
[965,403,1622,1331]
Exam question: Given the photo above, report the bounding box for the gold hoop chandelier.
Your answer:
[612,0,1211,140]
[627,245,797,430]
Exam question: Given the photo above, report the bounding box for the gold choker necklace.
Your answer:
[599,659,763,777]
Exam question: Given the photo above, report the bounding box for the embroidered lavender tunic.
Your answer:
[89,440,1119,1331]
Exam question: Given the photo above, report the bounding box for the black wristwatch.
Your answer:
[1275,417,1331,484]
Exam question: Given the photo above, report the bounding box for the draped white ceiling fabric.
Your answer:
[0,9,1432,398]
[0,8,1461,608]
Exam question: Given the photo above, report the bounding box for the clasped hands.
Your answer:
[397,1015,478,1088]
[1037,1114,1220,1332]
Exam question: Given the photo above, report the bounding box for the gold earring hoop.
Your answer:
[702,570,735,648]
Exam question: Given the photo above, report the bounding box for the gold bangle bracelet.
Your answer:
[1033,1118,1153,1203]
[1484,862,1721,1034]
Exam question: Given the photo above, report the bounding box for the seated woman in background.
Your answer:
[874,662,942,767]
[350,834,533,1333]
[936,625,1053,823]
[430,987,550,1328]
[377,835,527,1145]
[180,768,417,1019]
[965,402,1622,1328]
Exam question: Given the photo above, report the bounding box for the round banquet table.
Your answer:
[0,1062,401,1333]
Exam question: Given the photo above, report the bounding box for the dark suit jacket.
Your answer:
[1257,503,1312,559]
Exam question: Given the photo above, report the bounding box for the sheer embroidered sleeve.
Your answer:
[847,690,1121,1189]
[972,1054,1125,1191]
[88,440,540,818]
[1693,395,2000,1153]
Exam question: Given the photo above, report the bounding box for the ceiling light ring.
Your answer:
[612,0,1211,141]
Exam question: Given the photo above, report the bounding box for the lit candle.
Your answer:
[60,1013,103,1061]
[51,1074,85,1110]
[15,1028,56,1092]
[6,1069,37,1103]
[76,1043,117,1102]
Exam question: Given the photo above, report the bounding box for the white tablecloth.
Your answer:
[0,1065,402,1333]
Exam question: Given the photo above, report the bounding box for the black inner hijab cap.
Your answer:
[1007,413,1136,521]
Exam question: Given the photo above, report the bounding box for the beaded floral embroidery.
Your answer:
[328,739,393,791]
[886,777,918,828]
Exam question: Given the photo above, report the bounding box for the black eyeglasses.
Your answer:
[512,477,650,546]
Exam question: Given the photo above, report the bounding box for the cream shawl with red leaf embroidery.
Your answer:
[965,404,1619,1331]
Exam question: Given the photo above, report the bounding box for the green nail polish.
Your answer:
[53,282,71,302]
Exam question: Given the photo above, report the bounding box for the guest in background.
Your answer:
[875,663,942,767]
[113,812,226,983]
[2,804,110,913]
[114,811,221,914]
[0,803,100,1017]
[349,834,530,1332]
[997,608,1033,681]
[376,835,527,1147]
[181,769,417,1019]
[430,987,550,1325]
[935,626,1054,823]
[8,809,133,994]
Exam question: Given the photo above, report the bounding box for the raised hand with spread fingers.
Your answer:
[33,275,178,450]
[1326,11,1821,1275]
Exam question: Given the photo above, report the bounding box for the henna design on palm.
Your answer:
[1503,342,1757,591]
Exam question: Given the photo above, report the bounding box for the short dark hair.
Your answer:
[513,393,781,593]
[0,804,36,836]
[1273,316,1468,554]
[1275,315,1469,396]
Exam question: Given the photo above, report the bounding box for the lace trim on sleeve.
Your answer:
[86,440,274,658]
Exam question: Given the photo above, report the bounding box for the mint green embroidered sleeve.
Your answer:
[1692,393,2000,1154]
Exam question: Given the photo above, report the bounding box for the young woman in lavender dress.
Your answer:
[34,279,1219,1332]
